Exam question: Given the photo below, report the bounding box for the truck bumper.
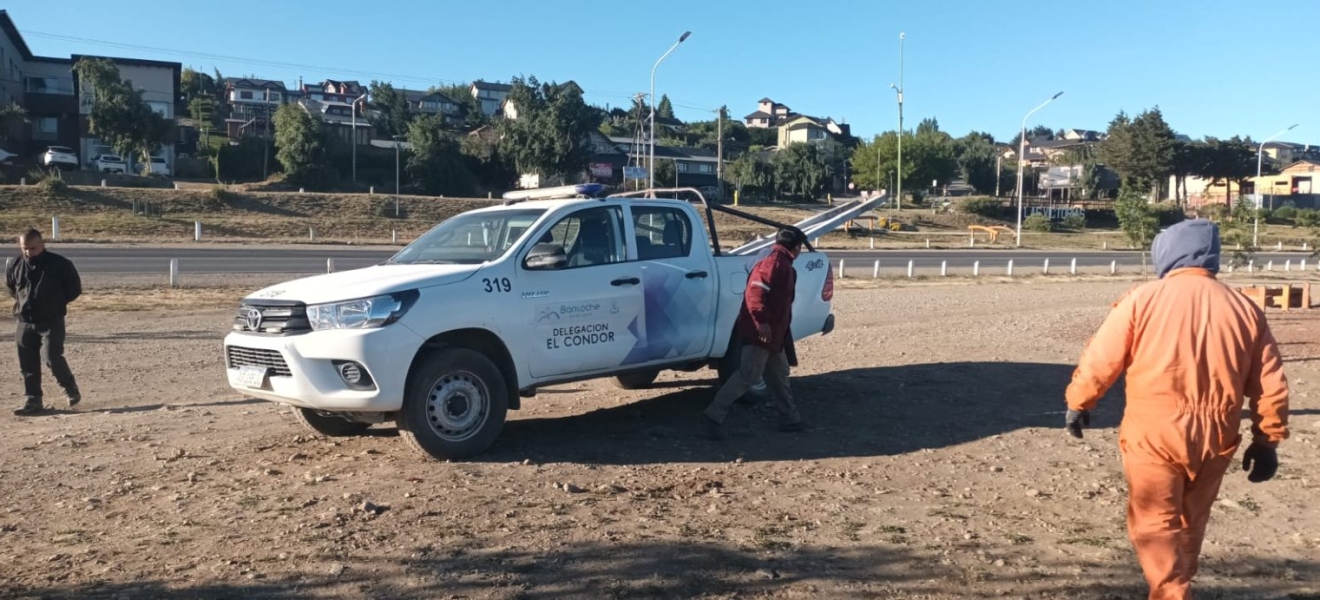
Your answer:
[222,325,426,413]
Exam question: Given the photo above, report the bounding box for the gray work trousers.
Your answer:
[704,343,800,425]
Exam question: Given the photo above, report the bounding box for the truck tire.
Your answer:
[293,407,371,437]
[397,347,508,460]
[613,370,659,390]
[717,341,770,403]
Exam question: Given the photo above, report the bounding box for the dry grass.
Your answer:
[75,286,249,311]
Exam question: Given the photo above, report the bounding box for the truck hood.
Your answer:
[242,264,481,305]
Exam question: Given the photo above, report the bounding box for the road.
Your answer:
[42,246,1315,276]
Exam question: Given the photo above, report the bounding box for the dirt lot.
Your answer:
[0,280,1316,600]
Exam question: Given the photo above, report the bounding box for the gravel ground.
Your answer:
[0,281,1316,599]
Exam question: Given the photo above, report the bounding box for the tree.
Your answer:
[656,94,674,120]
[1195,137,1255,209]
[369,81,414,138]
[724,153,773,200]
[1169,140,1205,206]
[0,103,28,144]
[906,125,958,198]
[460,133,516,191]
[496,75,601,182]
[1115,184,1160,274]
[954,132,999,194]
[435,83,486,129]
[273,102,334,189]
[1009,125,1055,148]
[73,58,173,175]
[773,142,829,201]
[1099,108,1176,196]
[407,115,474,196]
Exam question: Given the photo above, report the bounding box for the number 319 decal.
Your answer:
[483,277,512,293]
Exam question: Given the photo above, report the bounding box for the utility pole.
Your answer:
[893,32,905,210]
[262,104,270,180]
[716,105,724,201]
[995,154,1001,197]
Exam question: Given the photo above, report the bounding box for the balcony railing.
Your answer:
[24,79,74,95]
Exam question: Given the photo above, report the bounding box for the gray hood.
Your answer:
[1151,219,1220,278]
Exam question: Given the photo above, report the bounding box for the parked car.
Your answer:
[221,184,885,460]
[135,156,171,177]
[40,146,78,169]
[93,154,127,173]
[0,148,16,165]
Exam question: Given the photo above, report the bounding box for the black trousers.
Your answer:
[16,319,78,403]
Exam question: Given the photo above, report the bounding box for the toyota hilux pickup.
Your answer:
[222,185,886,460]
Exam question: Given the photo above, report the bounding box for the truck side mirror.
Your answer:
[524,243,568,270]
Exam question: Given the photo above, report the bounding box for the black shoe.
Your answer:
[777,419,806,433]
[700,415,728,441]
[66,391,81,408]
[13,400,44,416]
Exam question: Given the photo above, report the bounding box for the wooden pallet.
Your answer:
[1237,283,1313,311]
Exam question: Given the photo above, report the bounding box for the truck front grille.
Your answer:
[233,302,311,335]
[226,346,292,377]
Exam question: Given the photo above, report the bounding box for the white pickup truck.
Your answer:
[222,185,885,460]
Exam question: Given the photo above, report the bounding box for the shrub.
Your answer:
[1295,208,1320,229]
[1151,202,1186,226]
[1061,213,1087,231]
[39,170,66,195]
[958,197,1002,218]
[1024,213,1052,232]
[1271,205,1297,224]
[1197,203,1230,223]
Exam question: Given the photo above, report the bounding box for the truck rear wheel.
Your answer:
[293,407,371,437]
[717,341,770,403]
[397,348,508,460]
[613,370,660,390]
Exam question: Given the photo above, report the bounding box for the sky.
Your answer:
[7,0,1318,145]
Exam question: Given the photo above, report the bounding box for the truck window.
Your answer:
[632,206,691,260]
[388,209,546,265]
[536,206,625,268]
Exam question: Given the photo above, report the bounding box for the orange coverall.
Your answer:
[1065,267,1289,600]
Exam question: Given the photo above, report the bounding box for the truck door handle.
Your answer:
[611,277,640,286]
[685,270,708,279]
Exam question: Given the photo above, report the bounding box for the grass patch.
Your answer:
[752,525,791,551]
[1007,533,1034,545]
[76,287,249,312]
[1061,536,1112,548]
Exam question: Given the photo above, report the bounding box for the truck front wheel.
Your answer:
[293,407,372,437]
[613,370,659,390]
[397,348,508,460]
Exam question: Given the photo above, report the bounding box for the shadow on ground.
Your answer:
[481,362,1116,465]
[0,540,1314,600]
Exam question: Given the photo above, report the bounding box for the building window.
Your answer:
[676,162,689,173]
[33,117,58,140]
[147,101,169,117]
[698,164,713,174]
[268,92,281,102]
[240,91,253,100]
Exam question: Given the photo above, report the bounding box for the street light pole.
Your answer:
[1254,123,1298,248]
[352,92,367,185]
[393,134,404,217]
[890,31,904,210]
[649,30,690,190]
[1015,91,1064,248]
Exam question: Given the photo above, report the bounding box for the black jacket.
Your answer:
[6,251,82,323]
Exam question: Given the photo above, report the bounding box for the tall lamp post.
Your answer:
[649,30,690,189]
[351,92,367,185]
[889,31,904,209]
[1254,123,1298,248]
[392,134,405,217]
[1015,91,1064,248]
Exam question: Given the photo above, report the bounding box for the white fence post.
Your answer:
[310,228,316,242]
[1277,241,1283,251]
[1228,264,1235,273]
[1006,260,1014,277]
[369,186,375,195]
[838,259,846,278]
[1302,259,1308,271]
[1111,260,1117,275]
[1286,260,1292,272]
[973,261,980,277]
[169,258,179,288]
[969,235,975,248]
[1267,261,1273,271]
[194,221,201,242]
[872,260,880,279]
[1043,258,1050,275]
[19,177,25,186]
[299,187,305,194]
[1102,241,1108,250]
[100,179,106,188]
[1070,257,1077,275]
[907,260,914,278]
[327,258,335,273]
[925,239,930,249]
[392,230,397,244]
[869,237,875,250]
[940,261,947,277]
[51,216,60,241]
[1248,260,1255,273]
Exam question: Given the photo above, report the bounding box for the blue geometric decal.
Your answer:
[620,263,710,365]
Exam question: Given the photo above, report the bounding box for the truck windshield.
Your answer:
[387,209,547,265]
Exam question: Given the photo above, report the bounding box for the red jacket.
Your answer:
[735,245,796,353]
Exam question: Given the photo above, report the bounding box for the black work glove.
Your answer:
[1242,444,1278,483]
[1065,409,1091,439]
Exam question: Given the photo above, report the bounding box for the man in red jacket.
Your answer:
[701,228,806,440]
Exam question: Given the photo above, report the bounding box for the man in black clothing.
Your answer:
[6,228,82,415]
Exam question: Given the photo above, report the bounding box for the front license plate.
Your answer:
[236,366,269,388]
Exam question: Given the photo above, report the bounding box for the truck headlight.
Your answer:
[307,290,418,331]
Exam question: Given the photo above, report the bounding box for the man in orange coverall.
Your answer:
[1064,218,1289,600]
